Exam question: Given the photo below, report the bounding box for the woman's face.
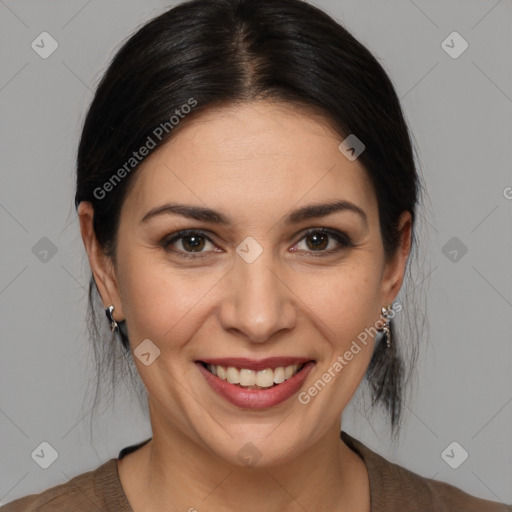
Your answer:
[84,101,410,466]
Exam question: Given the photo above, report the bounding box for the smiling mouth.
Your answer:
[198,361,309,389]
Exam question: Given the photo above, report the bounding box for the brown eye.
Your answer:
[161,230,216,258]
[294,228,353,255]
[305,231,329,251]
[179,233,207,252]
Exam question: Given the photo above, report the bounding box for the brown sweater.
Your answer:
[1,431,510,511]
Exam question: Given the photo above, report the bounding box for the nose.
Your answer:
[218,250,296,344]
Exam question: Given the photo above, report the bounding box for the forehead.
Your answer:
[121,101,377,228]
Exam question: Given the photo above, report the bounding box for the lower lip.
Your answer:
[196,361,315,409]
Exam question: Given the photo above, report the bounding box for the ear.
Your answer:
[379,210,412,305]
[77,201,124,322]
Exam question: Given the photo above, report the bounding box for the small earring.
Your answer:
[105,304,118,332]
[377,304,392,348]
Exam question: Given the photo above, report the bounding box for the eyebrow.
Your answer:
[140,200,367,227]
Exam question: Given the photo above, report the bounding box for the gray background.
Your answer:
[1,0,511,506]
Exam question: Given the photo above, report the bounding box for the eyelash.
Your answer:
[160,228,354,260]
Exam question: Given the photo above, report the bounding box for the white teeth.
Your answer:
[239,369,255,386]
[217,366,226,380]
[273,367,285,384]
[206,363,304,388]
[226,366,240,384]
[284,365,295,379]
[255,369,274,388]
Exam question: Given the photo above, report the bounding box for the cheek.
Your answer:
[293,262,383,425]
[300,261,382,341]
[116,236,383,358]
[116,250,223,350]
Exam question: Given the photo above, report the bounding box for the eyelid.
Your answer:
[160,229,217,259]
[160,227,354,258]
[292,227,353,252]
[296,227,351,242]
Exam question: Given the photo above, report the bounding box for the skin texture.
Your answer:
[78,101,411,512]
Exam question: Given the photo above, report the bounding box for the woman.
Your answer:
[2,0,510,510]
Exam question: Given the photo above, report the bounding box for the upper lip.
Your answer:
[197,357,314,371]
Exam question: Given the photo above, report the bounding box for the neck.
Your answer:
[118,415,370,512]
